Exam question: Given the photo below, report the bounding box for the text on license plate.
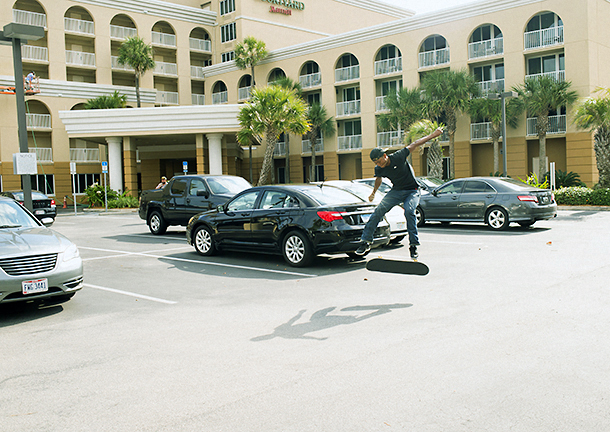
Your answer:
[22,278,48,295]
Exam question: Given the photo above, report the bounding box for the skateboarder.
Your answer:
[355,127,443,259]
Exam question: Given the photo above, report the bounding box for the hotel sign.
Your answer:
[262,0,305,15]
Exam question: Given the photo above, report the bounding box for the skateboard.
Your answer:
[365,258,429,276]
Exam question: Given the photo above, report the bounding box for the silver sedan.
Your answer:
[0,197,83,304]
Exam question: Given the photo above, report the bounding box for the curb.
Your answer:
[557,206,610,211]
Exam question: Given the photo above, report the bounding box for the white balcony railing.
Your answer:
[477,79,505,97]
[376,95,388,112]
[337,135,362,151]
[238,86,251,100]
[21,45,48,62]
[377,130,403,147]
[524,26,564,50]
[156,91,179,105]
[29,147,53,162]
[64,17,94,36]
[526,115,567,136]
[470,122,494,140]
[13,9,47,27]
[26,113,51,129]
[152,31,176,47]
[468,37,503,60]
[336,100,361,117]
[66,50,96,67]
[191,65,205,79]
[419,47,450,68]
[110,25,137,40]
[189,37,212,52]
[335,65,360,82]
[375,57,402,76]
[299,72,322,89]
[212,91,228,105]
[154,61,178,76]
[301,138,324,154]
[526,70,565,82]
[192,94,205,105]
[70,148,100,162]
[111,56,135,71]
[274,141,286,157]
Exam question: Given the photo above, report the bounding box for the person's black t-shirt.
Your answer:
[374,147,418,191]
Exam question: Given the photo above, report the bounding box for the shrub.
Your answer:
[589,188,610,205]
[544,169,586,188]
[108,192,139,208]
[554,186,610,205]
[519,173,549,189]
[84,184,138,208]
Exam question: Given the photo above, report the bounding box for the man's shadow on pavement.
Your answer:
[251,303,412,341]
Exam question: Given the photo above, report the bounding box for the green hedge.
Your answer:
[554,187,610,206]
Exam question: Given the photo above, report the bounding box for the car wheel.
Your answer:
[282,230,313,267]
[193,225,215,256]
[486,207,509,230]
[148,211,167,235]
[416,206,425,227]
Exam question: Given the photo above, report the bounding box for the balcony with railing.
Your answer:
[22,45,48,62]
[299,72,322,89]
[156,91,179,105]
[29,147,53,162]
[66,50,96,67]
[470,122,497,140]
[335,65,359,83]
[376,95,388,112]
[337,135,362,151]
[111,56,134,71]
[26,113,51,129]
[302,138,324,154]
[70,148,100,162]
[526,115,566,136]
[377,130,403,147]
[13,9,47,27]
[477,79,505,97]
[154,61,178,76]
[64,17,94,36]
[468,38,503,60]
[152,31,176,48]
[189,37,212,53]
[192,94,205,105]
[212,91,228,105]
[526,70,565,82]
[191,65,205,79]
[419,48,450,68]
[110,25,137,40]
[524,26,564,50]
[238,86,251,101]
[274,141,286,157]
[375,57,402,76]
[336,100,361,117]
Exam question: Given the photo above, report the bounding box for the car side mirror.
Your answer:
[432,190,438,196]
[197,190,210,198]
[40,217,54,227]
[217,204,225,213]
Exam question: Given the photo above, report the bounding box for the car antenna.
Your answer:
[317,177,328,189]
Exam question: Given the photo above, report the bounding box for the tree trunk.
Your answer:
[595,126,610,188]
[285,134,290,183]
[537,115,549,179]
[135,74,141,108]
[491,124,502,175]
[258,131,277,186]
[447,110,457,180]
[427,141,443,179]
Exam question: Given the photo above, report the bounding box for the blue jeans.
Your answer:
[361,188,421,246]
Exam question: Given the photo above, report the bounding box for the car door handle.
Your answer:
[240,212,250,217]
[451,196,458,200]
[186,198,191,203]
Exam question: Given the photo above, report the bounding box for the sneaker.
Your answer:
[409,245,419,260]
[355,241,371,256]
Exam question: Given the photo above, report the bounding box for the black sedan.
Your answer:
[417,177,557,230]
[0,190,56,223]
[186,184,391,267]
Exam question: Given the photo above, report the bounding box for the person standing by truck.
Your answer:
[156,176,167,189]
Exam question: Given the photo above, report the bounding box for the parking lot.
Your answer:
[2,209,610,431]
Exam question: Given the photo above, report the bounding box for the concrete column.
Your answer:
[106,136,123,192]
[206,133,223,175]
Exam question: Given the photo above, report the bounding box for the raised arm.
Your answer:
[406,127,443,152]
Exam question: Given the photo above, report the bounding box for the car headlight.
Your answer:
[63,243,80,262]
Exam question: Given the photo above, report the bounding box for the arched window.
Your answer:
[524,12,563,50]
[469,24,502,59]
[419,35,449,68]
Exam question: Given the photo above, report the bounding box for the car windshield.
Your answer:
[0,200,40,229]
[298,186,364,205]
[9,191,48,200]
[206,177,251,194]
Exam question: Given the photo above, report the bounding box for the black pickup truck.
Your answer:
[139,175,251,234]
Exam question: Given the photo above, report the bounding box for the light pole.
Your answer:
[1,23,45,212]
[488,91,517,177]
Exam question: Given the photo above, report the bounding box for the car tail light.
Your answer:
[50,199,56,208]
[317,211,344,222]
[518,195,538,203]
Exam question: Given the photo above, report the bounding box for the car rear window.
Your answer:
[497,178,541,191]
[298,186,363,205]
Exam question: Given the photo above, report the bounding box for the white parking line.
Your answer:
[124,234,187,241]
[84,283,177,304]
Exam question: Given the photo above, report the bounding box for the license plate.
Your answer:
[361,214,371,223]
[35,209,45,215]
[22,278,48,295]
[396,221,406,230]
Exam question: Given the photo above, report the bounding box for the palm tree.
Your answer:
[84,91,127,109]
[235,36,268,87]
[573,88,610,188]
[468,97,502,174]
[273,76,304,183]
[510,75,578,178]
[117,37,155,108]
[407,119,444,179]
[377,87,424,143]
[421,69,480,179]
[305,103,335,181]
[237,86,310,185]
